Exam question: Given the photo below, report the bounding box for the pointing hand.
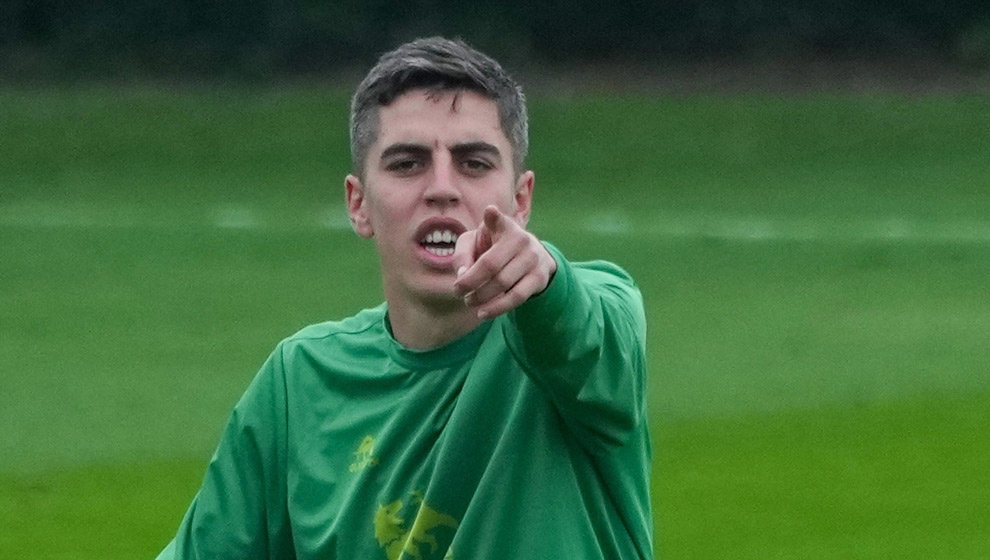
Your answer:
[453,205,557,319]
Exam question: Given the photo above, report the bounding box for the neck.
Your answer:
[386,298,483,350]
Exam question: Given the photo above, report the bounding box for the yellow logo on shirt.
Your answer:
[374,491,458,560]
[349,435,379,472]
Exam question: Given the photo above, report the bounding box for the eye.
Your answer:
[385,158,424,175]
[460,158,493,175]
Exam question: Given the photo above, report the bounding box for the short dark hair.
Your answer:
[350,37,528,176]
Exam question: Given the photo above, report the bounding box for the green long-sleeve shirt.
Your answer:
[157,245,653,559]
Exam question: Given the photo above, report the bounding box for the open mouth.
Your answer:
[420,229,459,257]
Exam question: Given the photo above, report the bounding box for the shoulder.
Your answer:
[572,259,637,289]
[562,252,642,313]
[544,242,638,295]
[275,303,388,358]
[569,259,646,334]
[234,305,389,415]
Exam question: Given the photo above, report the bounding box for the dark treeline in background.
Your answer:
[2,0,990,81]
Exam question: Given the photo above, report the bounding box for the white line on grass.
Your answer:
[2,201,990,245]
[580,212,990,244]
[212,204,259,230]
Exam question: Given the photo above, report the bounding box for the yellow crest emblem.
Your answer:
[374,491,457,560]
[349,435,379,472]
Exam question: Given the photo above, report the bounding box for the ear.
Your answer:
[512,170,535,228]
[345,174,374,238]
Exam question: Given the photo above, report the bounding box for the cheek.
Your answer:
[369,196,407,224]
[365,198,409,239]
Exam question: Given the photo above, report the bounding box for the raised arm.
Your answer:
[453,206,647,452]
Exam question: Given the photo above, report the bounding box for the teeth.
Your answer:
[424,246,455,257]
[424,230,458,244]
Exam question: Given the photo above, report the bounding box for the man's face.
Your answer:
[346,88,534,310]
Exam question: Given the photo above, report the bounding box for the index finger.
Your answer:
[481,205,503,235]
[454,206,501,283]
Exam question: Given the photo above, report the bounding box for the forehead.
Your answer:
[375,89,507,148]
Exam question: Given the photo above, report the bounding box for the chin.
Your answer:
[417,288,464,312]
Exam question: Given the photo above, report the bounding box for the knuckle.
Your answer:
[478,257,500,276]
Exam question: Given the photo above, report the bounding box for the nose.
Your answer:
[423,154,460,208]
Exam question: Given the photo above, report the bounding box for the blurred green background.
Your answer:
[2,3,990,559]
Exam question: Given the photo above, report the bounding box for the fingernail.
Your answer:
[457,266,466,277]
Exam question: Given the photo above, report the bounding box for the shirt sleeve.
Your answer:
[155,345,294,559]
[503,243,649,454]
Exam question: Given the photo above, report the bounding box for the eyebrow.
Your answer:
[380,143,431,160]
[450,141,502,162]
[379,141,503,163]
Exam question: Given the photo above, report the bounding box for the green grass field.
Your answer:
[2,86,989,558]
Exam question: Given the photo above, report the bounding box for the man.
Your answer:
[156,36,652,559]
